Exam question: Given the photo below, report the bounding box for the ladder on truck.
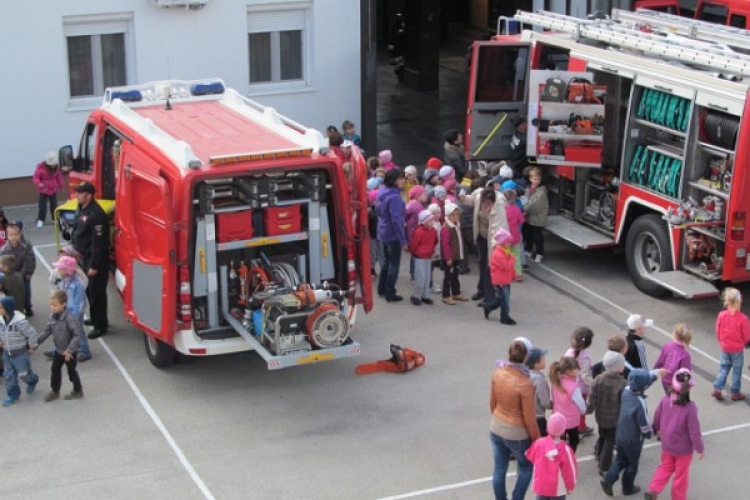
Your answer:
[515,10,750,78]
[611,8,750,53]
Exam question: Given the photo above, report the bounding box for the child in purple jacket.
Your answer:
[644,368,704,500]
[654,323,692,395]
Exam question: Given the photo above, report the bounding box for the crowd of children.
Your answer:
[363,136,555,324]
[489,314,710,500]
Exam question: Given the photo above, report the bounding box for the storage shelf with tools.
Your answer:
[535,83,606,167]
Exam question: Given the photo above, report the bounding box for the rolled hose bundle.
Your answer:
[700,109,739,150]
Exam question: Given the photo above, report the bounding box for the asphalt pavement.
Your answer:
[2,202,750,499]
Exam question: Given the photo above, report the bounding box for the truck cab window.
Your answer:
[474,45,529,103]
[77,122,98,173]
[101,128,120,199]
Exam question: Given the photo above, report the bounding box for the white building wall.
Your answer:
[0,0,361,181]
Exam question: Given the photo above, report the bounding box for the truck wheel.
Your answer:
[625,214,672,297]
[144,334,177,368]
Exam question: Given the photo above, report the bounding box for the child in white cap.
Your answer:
[525,412,578,499]
[439,203,467,305]
[625,314,654,369]
[408,210,438,306]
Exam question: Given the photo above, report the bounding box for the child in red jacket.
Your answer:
[526,412,578,499]
[409,210,438,306]
[482,228,517,324]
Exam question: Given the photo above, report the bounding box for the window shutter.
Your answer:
[248,10,305,33]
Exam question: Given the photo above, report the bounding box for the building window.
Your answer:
[247,4,310,88]
[64,14,135,101]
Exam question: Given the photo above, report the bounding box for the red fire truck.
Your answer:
[466,9,750,298]
[55,79,373,369]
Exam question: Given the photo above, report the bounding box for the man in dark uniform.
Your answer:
[71,182,110,339]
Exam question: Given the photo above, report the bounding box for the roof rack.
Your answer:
[102,79,327,169]
[611,8,750,52]
[515,10,750,78]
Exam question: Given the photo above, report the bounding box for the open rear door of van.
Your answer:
[466,40,531,161]
[115,161,176,343]
[352,151,373,312]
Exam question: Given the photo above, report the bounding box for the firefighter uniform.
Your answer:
[71,184,110,336]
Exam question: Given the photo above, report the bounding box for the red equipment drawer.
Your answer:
[264,205,302,236]
[565,143,601,164]
[217,210,253,242]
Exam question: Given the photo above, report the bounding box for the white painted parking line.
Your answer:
[376,263,750,500]
[376,420,750,500]
[34,247,216,500]
[536,262,750,379]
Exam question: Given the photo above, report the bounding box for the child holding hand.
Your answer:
[37,290,85,402]
[654,323,692,395]
[550,356,587,451]
[482,228,516,324]
[645,368,704,500]
[525,412,578,500]
[409,210,438,306]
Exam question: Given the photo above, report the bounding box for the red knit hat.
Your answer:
[426,157,442,168]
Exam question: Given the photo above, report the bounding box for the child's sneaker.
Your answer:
[534,255,543,263]
[64,390,84,400]
[26,381,37,395]
[2,397,17,407]
[410,297,422,306]
[431,285,442,294]
[36,220,44,229]
[731,392,746,401]
[452,294,469,301]
[712,389,725,401]
[441,297,456,305]
[421,298,433,305]
[515,275,523,282]
[44,391,60,402]
[644,492,657,500]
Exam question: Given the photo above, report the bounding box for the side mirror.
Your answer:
[59,145,74,172]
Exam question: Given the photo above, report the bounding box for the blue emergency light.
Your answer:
[108,89,143,103]
[190,82,225,96]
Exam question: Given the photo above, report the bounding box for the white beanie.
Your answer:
[439,165,454,179]
[444,202,460,217]
[603,351,625,373]
[404,165,417,176]
[499,164,513,179]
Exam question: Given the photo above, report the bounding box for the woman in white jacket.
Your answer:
[462,185,509,304]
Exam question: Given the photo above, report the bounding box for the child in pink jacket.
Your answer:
[32,151,65,228]
[526,412,578,499]
[482,228,516,324]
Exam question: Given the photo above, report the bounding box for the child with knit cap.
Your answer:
[525,412,578,499]
[439,203,467,305]
[367,184,382,277]
[431,186,448,224]
[402,165,419,203]
[654,323,692,395]
[482,228,516,324]
[379,150,398,171]
[526,346,552,435]
[427,203,443,295]
[0,296,39,406]
[588,351,628,476]
[601,368,659,497]
[502,185,525,281]
[645,368,704,500]
[409,210,438,306]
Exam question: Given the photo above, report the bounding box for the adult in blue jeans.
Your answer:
[489,340,540,500]
[377,169,407,302]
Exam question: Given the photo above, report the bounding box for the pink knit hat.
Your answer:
[379,150,392,164]
[53,255,77,274]
[547,412,567,437]
[368,189,379,205]
[409,185,426,200]
[493,228,513,246]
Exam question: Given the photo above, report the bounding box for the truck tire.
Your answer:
[625,214,672,297]
[144,334,177,368]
